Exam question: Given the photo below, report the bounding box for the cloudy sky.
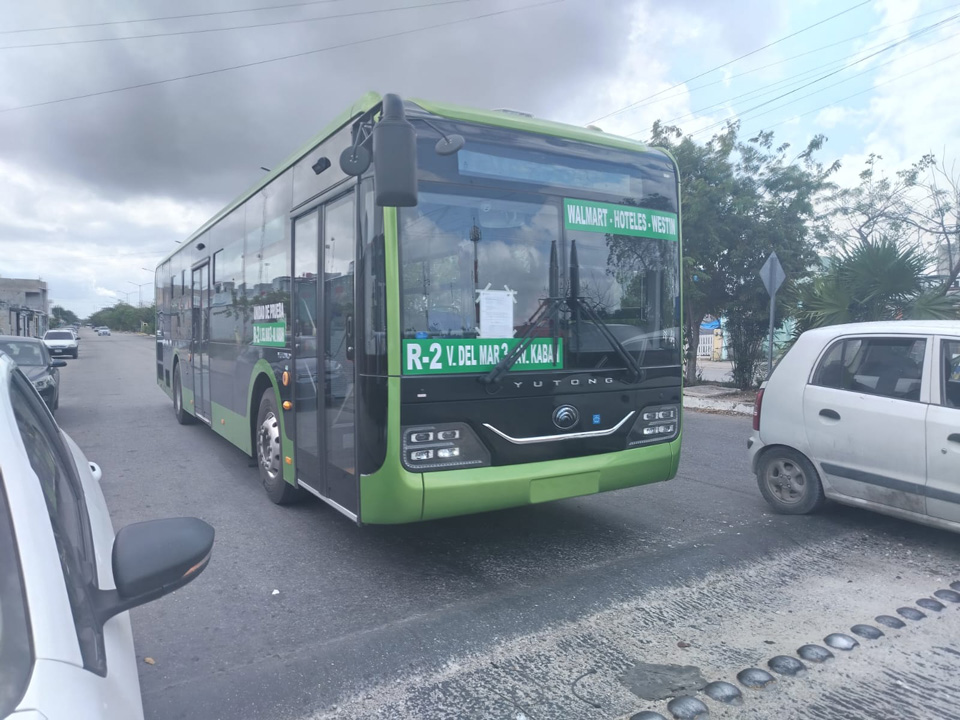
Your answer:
[0,0,956,316]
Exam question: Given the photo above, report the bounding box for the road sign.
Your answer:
[759,252,787,379]
[759,252,786,297]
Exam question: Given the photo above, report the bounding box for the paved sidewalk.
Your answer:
[696,359,733,383]
[683,383,755,415]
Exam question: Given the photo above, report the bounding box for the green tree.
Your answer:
[790,238,960,332]
[51,305,80,326]
[88,302,157,333]
[649,121,835,386]
[907,153,960,291]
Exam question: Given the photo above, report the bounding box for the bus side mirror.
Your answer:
[373,94,418,208]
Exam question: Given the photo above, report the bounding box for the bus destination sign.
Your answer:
[403,338,562,375]
[563,198,679,241]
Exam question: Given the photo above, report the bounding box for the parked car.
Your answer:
[0,353,214,720]
[0,335,66,413]
[749,321,960,533]
[42,329,79,358]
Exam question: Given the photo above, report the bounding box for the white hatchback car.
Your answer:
[0,354,214,719]
[749,321,960,532]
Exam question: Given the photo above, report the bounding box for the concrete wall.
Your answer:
[0,278,49,337]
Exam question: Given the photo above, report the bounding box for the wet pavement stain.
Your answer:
[620,662,708,701]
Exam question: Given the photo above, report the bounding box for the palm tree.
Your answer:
[790,238,960,333]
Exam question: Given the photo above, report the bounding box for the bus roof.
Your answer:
[161,92,657,265]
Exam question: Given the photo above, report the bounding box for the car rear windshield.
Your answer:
[45,332,73,340]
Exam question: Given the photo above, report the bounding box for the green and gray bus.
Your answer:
[154,93,682,524]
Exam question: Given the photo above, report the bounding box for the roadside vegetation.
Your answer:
[657,120,960,389]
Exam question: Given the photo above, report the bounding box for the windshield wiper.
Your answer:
[481,241,563,386]
[567,240,643,383]
[481,240,644,385]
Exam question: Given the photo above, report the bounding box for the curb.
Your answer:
[683,395,754,415]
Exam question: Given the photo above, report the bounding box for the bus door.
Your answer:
[292,192,358,516]
[191,262,211,423]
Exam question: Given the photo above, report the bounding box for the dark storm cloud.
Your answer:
[0,0,783,209]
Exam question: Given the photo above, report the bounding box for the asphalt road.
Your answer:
[55,330,960,720]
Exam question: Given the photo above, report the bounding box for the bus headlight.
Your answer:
[401,422,490,472]
[626,404,679,447]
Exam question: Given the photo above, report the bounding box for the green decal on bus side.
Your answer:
[563,198,679,241]
[403,338,562,375]
[253,321,285,347]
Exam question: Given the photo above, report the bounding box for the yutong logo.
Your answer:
[511,376,616,390]
[552,405,580,430]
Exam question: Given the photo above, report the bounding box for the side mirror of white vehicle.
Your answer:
[95,517,214,624]
[88,462,102,482]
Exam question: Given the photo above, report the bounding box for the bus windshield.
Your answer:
[399,131,681,375]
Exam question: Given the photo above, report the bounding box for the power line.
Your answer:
[612,1,960,120]
[0,0,562,115]
[0,0,482,51]
[588,0,873,125]
[0,0,349,35]
[742,46,960,138]
[650,15,959,136]
[687,13,960,138]
[686,30,957,137]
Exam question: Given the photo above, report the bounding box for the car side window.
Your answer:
[943,339,960,409]
[813,337,925,401]
[812,338,862,389]
[10,371,106,675]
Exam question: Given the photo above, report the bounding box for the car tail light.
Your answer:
[753,388,764,431]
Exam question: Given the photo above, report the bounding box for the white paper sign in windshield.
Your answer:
[477,287,516,338]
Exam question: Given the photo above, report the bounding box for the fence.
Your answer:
[696,334,714,358]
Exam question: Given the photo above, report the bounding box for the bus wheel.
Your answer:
[173,364,196,425]
[255,389,301,505]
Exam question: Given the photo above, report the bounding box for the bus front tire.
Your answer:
[173,364,196,425]
[256,389,301,505]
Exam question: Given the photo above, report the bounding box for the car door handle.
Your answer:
[948,433,960,444]
[819,409,841,420]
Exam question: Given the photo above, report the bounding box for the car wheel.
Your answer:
[757,448,825,515]
[173,364,196,425]
[255,389,301,505]
[72,349,79,358]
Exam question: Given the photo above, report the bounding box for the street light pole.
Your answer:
[128,280,151,307]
